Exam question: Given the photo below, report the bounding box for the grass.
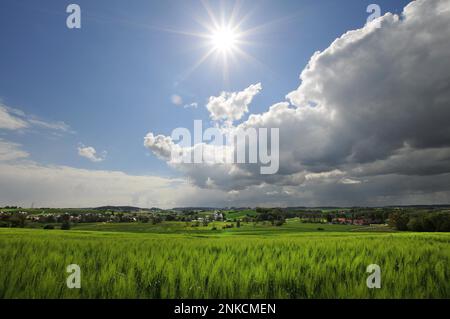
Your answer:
[0,225,449,299]
[224,209,258,219]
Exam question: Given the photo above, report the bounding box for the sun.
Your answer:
[210,26,239,53]
[171,1,268,81]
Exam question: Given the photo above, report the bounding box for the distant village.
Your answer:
[0,206,390,229]
[0,209,227,228]
[2,205,449,232]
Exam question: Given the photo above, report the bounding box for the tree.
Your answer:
[151,215,162,225]
[165,214,176,221]
[274,219,285,226]
[9,212,27,228]
[389,212,409,231]
[406,212,450,232]
[61,221,71,230]
[407,217,424,232]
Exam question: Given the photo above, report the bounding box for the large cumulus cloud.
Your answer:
[286,0,450,166]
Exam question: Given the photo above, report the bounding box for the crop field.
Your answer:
[71,219,358,234]
[0,224,449,299]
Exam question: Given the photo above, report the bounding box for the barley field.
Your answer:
[0,227,448,299]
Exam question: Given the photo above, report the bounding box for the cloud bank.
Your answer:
[0,140,230,208]
[0,139,30,161]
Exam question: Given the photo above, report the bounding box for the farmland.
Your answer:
[71,218,358,234]
[0,220,449,299]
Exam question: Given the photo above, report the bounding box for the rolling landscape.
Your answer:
[1,206,449,298]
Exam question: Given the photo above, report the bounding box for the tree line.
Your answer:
[389,211,450,232]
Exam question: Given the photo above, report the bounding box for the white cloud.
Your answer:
[78,145,106,162]
[0,161,223,208]
[0,103,72,133]
[305,170,345,181]
[143,133,180,161]
[28,118,72,133]
[171,94,183,106]
[184,102,198,109]
[228,190,239,197]
[206,83,262,123]
[0,139,29,161]
[0,104,28,130]
[205,177,216,188]
[340,178,361,185]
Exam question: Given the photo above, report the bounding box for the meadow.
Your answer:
[71,219,358,234]
[0,221,449,299]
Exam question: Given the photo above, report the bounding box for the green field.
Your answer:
[0,220,449,299]
[71,219,358,234]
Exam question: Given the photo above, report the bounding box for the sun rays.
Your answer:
[172,0,265,84]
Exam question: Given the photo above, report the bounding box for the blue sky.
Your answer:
[0,0,410,177]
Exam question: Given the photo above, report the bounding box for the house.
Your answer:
[212,211,224,221]
[332,217,371,225]
[353,219,368,226]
